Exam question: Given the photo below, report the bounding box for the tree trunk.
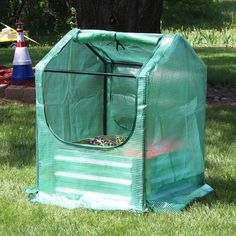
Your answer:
[74,0,163,33]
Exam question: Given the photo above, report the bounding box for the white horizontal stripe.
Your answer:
[13,47,32,65]
[55,155,132,169]
[55,171,132,185]
[13,60,32,66]
[56,187,131,201]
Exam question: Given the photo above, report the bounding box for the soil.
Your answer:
[207,85,236,106]
[0,98,11,105]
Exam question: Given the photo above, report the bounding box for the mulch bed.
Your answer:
[0,66,35,87]
[75,135,127,146]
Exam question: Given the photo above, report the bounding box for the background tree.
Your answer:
[74,0,163,33]
[0,0,224,38]
[163,0,222,28]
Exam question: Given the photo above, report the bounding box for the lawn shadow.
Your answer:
[206,106,236,151]
[206,56,236,88]
[196,47,236,88]
[203,176,236,205]
[202,106,236,206]
[185,175,236,210]
[0,103,36,167]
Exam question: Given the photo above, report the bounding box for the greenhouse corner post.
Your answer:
[131,75,148,212]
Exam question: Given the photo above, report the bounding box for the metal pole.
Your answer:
[44,69,136,78]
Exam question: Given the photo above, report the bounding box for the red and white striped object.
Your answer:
[12,21,34,82]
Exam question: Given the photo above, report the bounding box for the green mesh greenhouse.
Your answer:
[29,29,213,212]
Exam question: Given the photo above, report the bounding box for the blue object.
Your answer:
[12,64,34,82]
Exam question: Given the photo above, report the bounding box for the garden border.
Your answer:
[0,84,35,103]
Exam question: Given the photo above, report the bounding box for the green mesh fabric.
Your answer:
[29,29,213,212]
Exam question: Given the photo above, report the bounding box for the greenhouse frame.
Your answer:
[28,29,213,212]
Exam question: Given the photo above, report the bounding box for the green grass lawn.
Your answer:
[195,47,236,88]
[0,47,51,67]
[0,103,235,235]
